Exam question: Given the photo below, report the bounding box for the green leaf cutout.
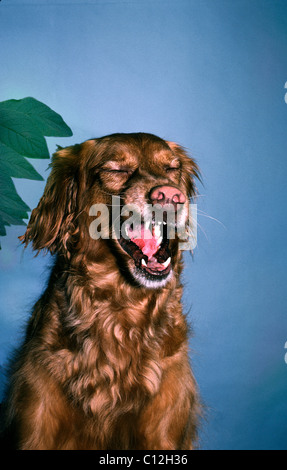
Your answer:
[0,97,73,249]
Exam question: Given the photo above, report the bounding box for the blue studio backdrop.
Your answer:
[0,0,287,450]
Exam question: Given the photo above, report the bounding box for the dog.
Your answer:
[1,132,201,450]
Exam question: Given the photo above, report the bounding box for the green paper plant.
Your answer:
[0,97,73,249]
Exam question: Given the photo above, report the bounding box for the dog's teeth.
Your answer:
[125,225,130,238]
[161,257,171,268]
[153,224,161,239]
[157,236,163,245]
[141,258,147,267]
[145,220,151,231]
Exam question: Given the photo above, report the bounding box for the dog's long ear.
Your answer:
[166,141,201,197]
[20,145,81,255]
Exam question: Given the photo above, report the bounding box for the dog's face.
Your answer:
[22,133,199,289]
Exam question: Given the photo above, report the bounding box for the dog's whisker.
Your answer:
[197,210,226,229]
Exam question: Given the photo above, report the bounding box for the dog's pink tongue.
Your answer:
[131,226,160,260]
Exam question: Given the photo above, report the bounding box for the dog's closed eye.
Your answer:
[105,169,133,175]
[165,166,180,173]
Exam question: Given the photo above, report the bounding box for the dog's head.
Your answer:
[21,133,200,289]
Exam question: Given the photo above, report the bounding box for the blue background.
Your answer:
[1,0,287,450]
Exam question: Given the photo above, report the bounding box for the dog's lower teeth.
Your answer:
[141,258,147,267]
[162,257,171,268]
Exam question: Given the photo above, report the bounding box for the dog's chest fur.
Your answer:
[37,265,185,425]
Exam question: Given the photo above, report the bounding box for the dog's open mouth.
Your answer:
[119,220,172,278]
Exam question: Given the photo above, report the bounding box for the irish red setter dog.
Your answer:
[1,133,201,450]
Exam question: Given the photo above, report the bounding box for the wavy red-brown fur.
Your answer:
[1,133,201,450]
